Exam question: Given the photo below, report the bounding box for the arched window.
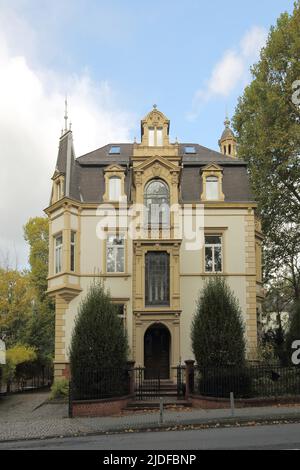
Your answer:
[109,177,121,201]
[206,176,219,201]
[144,180,170,227]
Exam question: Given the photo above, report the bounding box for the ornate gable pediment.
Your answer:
[201,163,223,174]
[141,108,170,129]
[52,169,64,181]
[133,155,180,189]
[104,164,125,174]
[134,155,179,173]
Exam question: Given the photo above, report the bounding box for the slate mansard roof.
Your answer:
[55,135,254,204]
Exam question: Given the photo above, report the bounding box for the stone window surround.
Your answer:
[103,165,127,203]
[201,164,225,202]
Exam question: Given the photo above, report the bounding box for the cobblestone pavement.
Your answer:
[1,392,300,443]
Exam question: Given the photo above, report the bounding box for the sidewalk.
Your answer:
[1,392,300,442]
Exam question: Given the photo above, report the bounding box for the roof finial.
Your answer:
[64,97,68,133]
[153,104,157,109]
[224,114,230,128]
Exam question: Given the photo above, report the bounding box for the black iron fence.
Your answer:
[3,364,53,394]
[70,368,131,402]
[134,367,161,401]
[175,365,186,399]
[195,364,300,399]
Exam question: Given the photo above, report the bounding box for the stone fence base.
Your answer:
[191,394,300,410]
[71,395,133,418]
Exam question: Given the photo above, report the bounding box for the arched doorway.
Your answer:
[144,324,171,379]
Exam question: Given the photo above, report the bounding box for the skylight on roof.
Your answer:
[109,146,121,155]
[184,146,196,154]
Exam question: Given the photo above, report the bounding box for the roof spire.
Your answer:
[64,97,68,133]
[219,113,237,157]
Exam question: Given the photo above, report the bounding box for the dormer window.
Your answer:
[149,128,155,146]
[109,177,121,201]
[156,128,163,146]
[201,164,225,202]
[52,175,64,203]
[56,181,62,199]
[148,127,163,147]
[206,176,219,200]
[103,165,126,203]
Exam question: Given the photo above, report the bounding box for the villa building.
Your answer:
[46,106,264,380]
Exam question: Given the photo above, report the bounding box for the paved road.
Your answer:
[1,423,300,450]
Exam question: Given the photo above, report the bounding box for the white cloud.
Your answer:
[188,26,268,120]
[0,25,134,269]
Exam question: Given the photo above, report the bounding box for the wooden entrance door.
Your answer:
[144,324,170,379]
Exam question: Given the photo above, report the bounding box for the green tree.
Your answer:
[3,344,37,392]
[24,217,49,301]
[23,216,55,363]
[0,217,54,365]
[0,268,33,347]
[233,1,300,301]
[70,283,128,381]
[191,278,246,367]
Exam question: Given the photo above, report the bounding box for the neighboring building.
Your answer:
[46,106,264,380]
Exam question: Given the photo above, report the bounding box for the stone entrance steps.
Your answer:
[131,380,187,407]
[136,380,179,398]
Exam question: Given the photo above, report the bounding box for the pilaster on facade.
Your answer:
[245,210,258,358]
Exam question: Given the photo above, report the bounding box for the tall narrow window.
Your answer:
[106,235,125,273]
[156,128,163,146]
[206,176,219,200]
[145,252,170,307]
[55,234,63,274]
[144,180,170,228]
[70,231,76,272]
[109,177,121,201]
[205,235,222,273]
[56,180,63,200]
[148,128,155,146]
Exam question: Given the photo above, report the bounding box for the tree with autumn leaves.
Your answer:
[0,217,54,367]
[233,1,300,361]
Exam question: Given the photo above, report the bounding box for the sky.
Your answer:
[0,0,295,269]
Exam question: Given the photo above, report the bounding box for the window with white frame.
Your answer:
[205,235,223,273]
[109,177,121,201]
[70,231,76,272]
[145,251,170,307]
[148,127,155,146]
[56,180,63,201]
[144,179,170,228]
[156,128,163,146]
[206,176,219,200]
[55,234,63,274]
[106,235,125,273]
[148,127,163,147]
